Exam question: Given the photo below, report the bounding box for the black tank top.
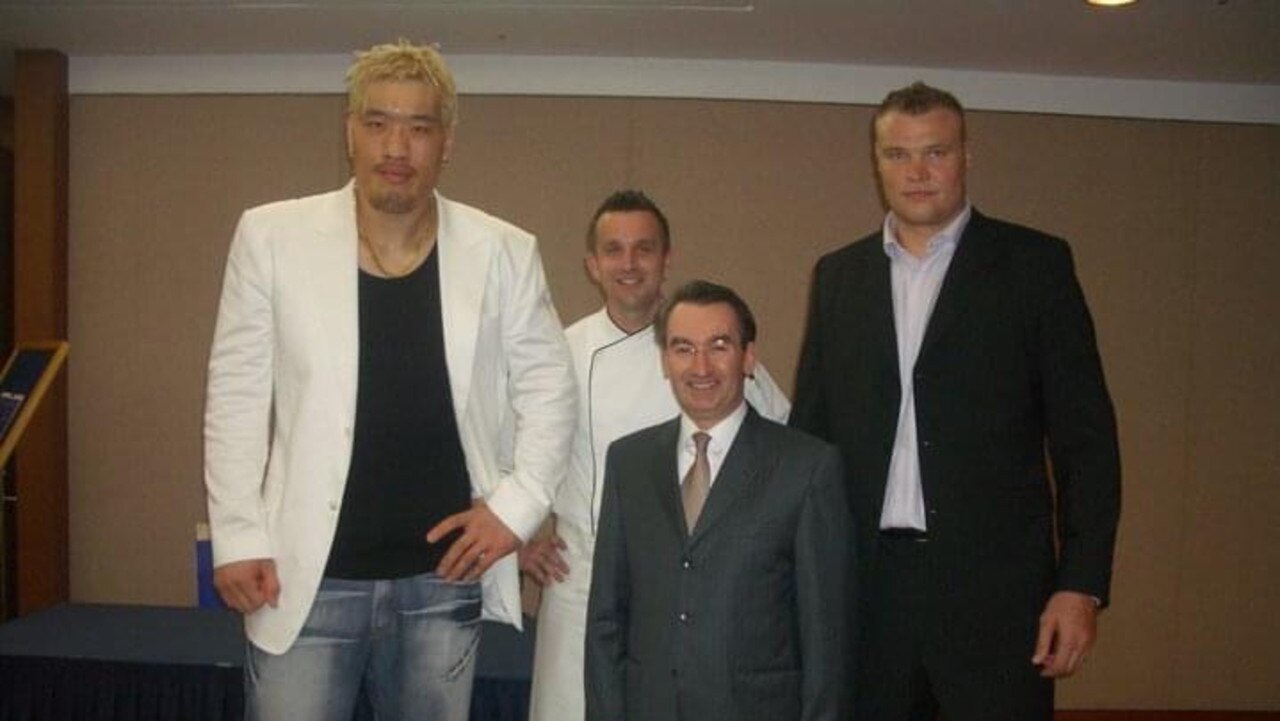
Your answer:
[325,248,471,579]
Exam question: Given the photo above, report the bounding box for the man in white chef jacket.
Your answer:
[521,189,791,721]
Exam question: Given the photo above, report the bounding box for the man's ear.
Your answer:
[442,127,456,165]
[344,113,355,160]
[585,254,602,285]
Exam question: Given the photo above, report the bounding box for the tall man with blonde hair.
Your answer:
[204,40,575,720]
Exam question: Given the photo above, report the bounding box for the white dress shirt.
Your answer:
[879,205,970,530]
[677,401,749,489]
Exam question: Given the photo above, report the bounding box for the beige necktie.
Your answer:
[682,431,711,532]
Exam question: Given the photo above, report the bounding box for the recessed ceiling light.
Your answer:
[1086,0,1139,7]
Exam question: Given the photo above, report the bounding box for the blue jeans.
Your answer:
[246,573,482,721]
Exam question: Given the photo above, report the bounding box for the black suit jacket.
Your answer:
[585,408,852,721]
[791,210,1121,615]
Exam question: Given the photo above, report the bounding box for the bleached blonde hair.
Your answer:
[345,39,458,127]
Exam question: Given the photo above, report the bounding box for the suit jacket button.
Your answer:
[681,558,692,569]
[678,612,689,623]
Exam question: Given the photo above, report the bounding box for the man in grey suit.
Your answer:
[585,280,852,721]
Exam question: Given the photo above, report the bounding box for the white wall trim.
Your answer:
[70,53,1280,125]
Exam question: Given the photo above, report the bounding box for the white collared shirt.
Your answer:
[676,401,748,489]
[879,204,970,530]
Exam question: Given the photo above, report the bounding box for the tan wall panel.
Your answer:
[438,95,638,327]
[68,95,346,605]
[972,113,1202,709]
[65,92,1280,710]
[627,98,875,391]
[1174,123,1280,709]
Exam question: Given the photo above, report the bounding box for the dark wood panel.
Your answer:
[11,49,68,615]
[2,92,15,622]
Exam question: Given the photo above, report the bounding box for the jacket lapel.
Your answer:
[917,209,1000,363]
[435,193,491,417]
[833,240,900,397]
[687,409,767,546]
[649,419,687,540]
[862,242,901,388]
[310,182,360,424]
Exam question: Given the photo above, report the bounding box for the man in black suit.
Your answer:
[791,82,1121,720]
[585,280,852,721]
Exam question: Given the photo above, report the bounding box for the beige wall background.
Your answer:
[65,93,1279,709]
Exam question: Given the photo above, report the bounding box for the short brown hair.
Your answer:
[874,81,966,141]
[585,189,671,254]
[655,280,757,349]
[346,39,458,127]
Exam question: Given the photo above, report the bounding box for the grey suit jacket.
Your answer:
[585,407,852,721]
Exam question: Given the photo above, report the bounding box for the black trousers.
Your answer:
[856,534,1053,721]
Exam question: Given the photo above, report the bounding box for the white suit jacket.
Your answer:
[204,182,576,654]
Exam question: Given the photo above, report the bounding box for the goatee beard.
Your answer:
[366,190,418,215]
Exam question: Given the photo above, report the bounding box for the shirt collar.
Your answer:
[882,202,972,259]
[593,306,655,346]
[602,304,660,339]
[679,400,748,456]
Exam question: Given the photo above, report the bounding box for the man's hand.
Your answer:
[427,499,520,582]
[1032,590,1098,678]
[213,558,280,614]
[519,531,570,585]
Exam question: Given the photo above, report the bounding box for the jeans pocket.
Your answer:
[399,578,482,681]
[294,587,369,646]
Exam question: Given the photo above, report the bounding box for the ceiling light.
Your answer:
[1085,0,1139,6]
